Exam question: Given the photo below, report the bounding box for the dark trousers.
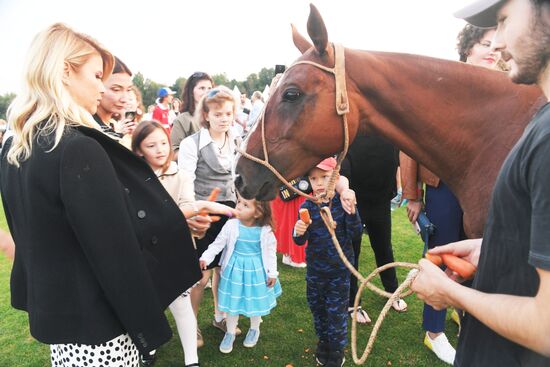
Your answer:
[423,182,464,333]
[349,200,398,307]
[307,272,350,350]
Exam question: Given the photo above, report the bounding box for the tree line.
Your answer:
[0,67,277,119]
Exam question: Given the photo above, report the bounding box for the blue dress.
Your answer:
[217,224,282,317]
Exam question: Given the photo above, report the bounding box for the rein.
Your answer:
[236,43,419,365]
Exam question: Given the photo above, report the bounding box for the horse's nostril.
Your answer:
[234,175,243,189]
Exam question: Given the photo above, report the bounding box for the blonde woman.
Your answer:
[1,23,202,366]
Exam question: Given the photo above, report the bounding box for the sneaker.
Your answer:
[451,309,461,327]
[450,309,462,336]
[424,332,456,365]
[140,350,156,366]
[213,318,242,336]
[197,328,204,348]
[390,190,402,211]
[282,254,292,266]
[243,328,260,348]
[219,332,236,354]
[325,348,345,367]
[290,261,307,268]
[315,340,330,366]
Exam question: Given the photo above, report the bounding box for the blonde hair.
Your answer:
[7,23,114,166]
[195,85,237,129]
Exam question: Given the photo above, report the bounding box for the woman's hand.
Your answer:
[196,201,237,218]
[114,118,137,136]
[187,215,212,238]
[406,200,422,223]
[266,278,276,288]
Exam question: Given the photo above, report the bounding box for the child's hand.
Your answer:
[266,278,277,288]
[199,259,208,270]
[294,219,309,236]
[340,188,357,215]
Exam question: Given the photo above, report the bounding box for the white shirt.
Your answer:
[177,128,237,184]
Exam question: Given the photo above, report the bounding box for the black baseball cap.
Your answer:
[454,0,507,27]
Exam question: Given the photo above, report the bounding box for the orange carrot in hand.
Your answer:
[199,187,221,216]
[440,254,477,280]
[425,253,443,266]
[299,209,311,224]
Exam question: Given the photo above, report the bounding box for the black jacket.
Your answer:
[0,125,201,353]
[341,134,398,203]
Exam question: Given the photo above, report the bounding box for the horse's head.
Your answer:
[235,4,360,200]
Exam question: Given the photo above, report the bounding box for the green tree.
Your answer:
[0,93,16,120]
[171,77,187,98]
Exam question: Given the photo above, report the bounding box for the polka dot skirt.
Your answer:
[50,334,139,367]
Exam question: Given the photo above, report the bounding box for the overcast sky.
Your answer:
[0,0,474,95]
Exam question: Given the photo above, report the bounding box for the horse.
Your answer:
[235,4,545,238]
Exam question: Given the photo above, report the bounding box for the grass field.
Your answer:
[0,207,458,366]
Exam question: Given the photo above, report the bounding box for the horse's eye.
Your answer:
[282,88,301,102]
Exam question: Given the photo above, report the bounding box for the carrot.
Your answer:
[199,187,221,216]
[299,208,311,224]
[440,254,477,280]
[425,253,443,266]
[206,187,221,202]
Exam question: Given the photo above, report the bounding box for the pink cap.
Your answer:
[316,157,337,171]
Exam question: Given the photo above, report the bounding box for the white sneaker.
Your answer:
[282,254,292,266]
[290,261,307,268]
[424,332,456,365]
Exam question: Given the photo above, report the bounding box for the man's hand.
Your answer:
[412,259,458,310]
[429,238,482,268]
[294,219,309,236]
[340,188,357,215]
[406,200,422,223]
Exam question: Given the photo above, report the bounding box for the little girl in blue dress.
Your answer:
[200,195,282,353]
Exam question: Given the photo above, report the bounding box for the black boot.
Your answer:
[315,340,330,366]
[325,348,345,367]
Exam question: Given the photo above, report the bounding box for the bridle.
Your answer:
[236,43,350,204]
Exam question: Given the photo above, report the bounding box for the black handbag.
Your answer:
[415,211,436,254]
[278,177,312,201]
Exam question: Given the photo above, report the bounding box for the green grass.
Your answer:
[0,208,458,366]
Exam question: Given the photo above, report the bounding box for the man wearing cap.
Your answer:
[412,0,550,365]
[153,87,176,131]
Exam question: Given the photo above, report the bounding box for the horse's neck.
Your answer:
[346,50,542,236]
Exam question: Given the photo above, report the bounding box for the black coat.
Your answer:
[0,125,201,353]
[341,134,398,204]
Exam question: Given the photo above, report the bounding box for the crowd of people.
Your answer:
[0,0,549,366]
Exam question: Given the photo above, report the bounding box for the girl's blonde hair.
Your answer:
[7,23,114,166]
[195,85,237,129]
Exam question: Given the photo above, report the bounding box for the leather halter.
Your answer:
[237,43,350,203]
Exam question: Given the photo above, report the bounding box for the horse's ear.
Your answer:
[307,4,328,55]
[291,24,312,54]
